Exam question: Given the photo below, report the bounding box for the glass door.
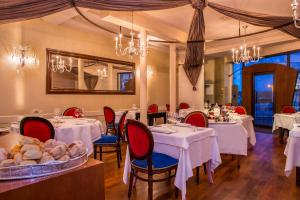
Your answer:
[253,73,274,126]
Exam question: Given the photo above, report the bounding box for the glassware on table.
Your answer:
[74,109,81,118]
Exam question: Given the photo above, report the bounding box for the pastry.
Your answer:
[58,154,70,162]
[0,159,16,167]
[49,145,66,159]
[20,160,37,166]
[13,152,23,164]
[23,149,43,160]
[19,136,40,146]
[10,144,21,155]
[39,152,55,164]
[21,144,40,153]
[68,141,86,158]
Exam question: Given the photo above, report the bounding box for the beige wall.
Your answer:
[0,19,169,116]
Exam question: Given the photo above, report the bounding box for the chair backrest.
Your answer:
[234,106,247,115]
[148,104,158,113]
[282,106,296,114]
[20,117,55,142]
[184,111,208,127]
[179,102,190,109]
[118,111,128,138]
[125,120,154,162]
[63,107,82,118]
[103,106,115,125]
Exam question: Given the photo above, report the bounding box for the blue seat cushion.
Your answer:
[132,152,178,170]
[94,134,118,144]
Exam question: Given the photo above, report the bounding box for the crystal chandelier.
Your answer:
[115,12,149,58]
[97,67,108,79]
[50,55,73,73]
[231,25,261,64]
[291,0,300,28]
[9,45,39,71]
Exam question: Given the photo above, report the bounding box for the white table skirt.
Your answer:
[273,113,300,132]
[10,118,103,155]
[123,127,221,200]
[284,125,300,176]
[209,121,248,156]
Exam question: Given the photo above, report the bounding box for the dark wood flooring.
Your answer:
[100,132,300,200]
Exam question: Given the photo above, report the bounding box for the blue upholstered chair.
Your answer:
[93,111,128,168]
[126,119,179,200]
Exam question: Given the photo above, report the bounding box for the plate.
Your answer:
[174,123,191,127]
[209,121,237,124]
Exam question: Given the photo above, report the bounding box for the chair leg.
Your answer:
[148,175,153,200]
[196,166,200,184]
[175,187,179,199]
[93,145,97,159]
[117,149,120,168]
[119,146,122,161]
[203,163,207,174]
[128,170,134,198]
[100,146,103,161]
[237,155,240,169]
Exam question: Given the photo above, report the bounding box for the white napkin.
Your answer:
[149,126,176,134]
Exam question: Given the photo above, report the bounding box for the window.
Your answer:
[291,52,300,111]
[232,63,243,105]
[244,54,288,67]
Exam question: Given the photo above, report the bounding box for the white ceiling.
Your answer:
[41,0,298,55]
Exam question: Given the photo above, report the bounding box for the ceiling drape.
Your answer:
[0,0,299,90]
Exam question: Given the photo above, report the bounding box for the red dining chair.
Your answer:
[63,107,83,118]
[20,117,55,143]
[184,111,208,128]
[94,111,128,168]
[234,106,247,115]
[126,119,179,199]
[179,102,190,109]
[148,104,158,113]
[184,111,208,182]
[103,106,117,134]
[282,106,296,114]
[166,104,170,112]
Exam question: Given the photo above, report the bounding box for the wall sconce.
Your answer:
[9,45,39,72]
[147,66,153,78]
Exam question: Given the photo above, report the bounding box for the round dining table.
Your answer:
[10,117,104,155]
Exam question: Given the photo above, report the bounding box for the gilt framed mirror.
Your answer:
[46,49,135,95]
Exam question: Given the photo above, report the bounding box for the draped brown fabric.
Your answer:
[84,73,98,90]
[183,0,207,91]
[208,2,300,39]
[0,0,188,23]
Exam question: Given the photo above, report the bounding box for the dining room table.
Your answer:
[123,123,222,200]
[9,117,103,155]
[273,113,300,142]
[284,124,300,186]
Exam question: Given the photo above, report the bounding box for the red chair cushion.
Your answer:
[118,111,127,136]
[148,104,158,113]
[63,107,82,118]
[282,106,296,114]
[184,112,208,127]
[234,106,247,115]
[127,123,151,158]
[22,120,54,142]
[179,102,190,109]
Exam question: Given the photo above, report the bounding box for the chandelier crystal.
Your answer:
[231,25,261,64]
[50,55,73,73]
[292,0,300,28]
[115,12,149,58]
[9,45,39,71]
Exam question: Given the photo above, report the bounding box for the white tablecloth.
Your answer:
[115,110,137,122]
[10,118,103,155]
[123,126,221,200]
[273,113,300,132]
[284,125,300,176]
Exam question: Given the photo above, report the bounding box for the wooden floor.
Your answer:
[100,132,300,200]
